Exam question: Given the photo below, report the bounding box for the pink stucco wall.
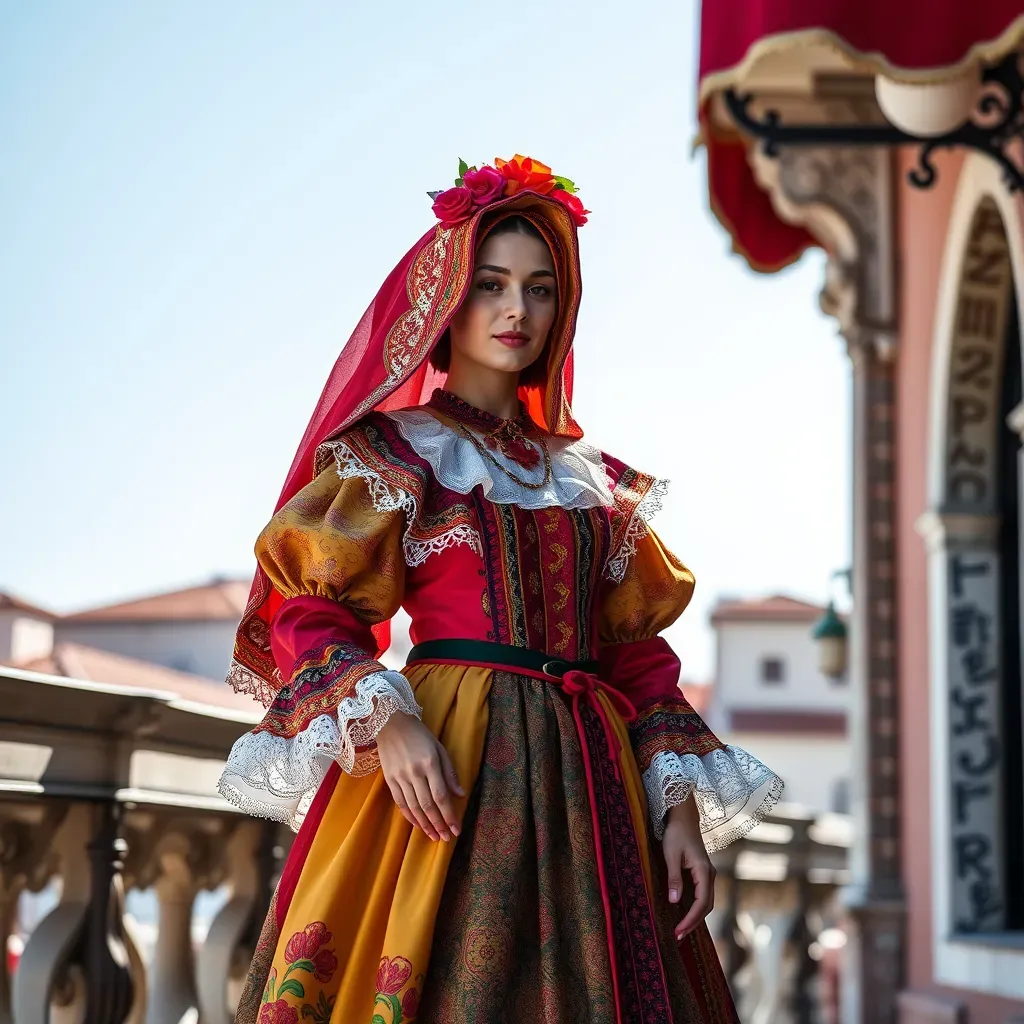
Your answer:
[895,147,1024,1022]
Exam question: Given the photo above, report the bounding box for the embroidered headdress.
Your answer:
[229,156,588,703]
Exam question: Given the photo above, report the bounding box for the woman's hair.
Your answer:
[429,215,552,386]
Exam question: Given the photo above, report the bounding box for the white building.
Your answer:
[708,594,851,816]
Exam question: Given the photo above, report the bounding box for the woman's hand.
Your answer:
[376,712,465,842]
[663,798,716,941]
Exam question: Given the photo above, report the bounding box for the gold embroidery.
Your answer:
[548,542,568,576]
[553,582,570,613]
[541,509,560,534]
[552,621,573,655]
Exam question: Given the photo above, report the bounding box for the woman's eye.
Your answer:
[477,280,502,292]
[529,285,552,298]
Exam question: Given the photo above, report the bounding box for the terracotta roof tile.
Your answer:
[64,578,251,623]
[710,594,826,625]
[0,592,56,621]
[12,643,262,713]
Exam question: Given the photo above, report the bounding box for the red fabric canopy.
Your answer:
[697,1,1024,272]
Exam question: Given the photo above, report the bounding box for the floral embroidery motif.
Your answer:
[372,956,423,1023]
[261,922,337,1024]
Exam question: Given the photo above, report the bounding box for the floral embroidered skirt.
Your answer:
[234,664,739,1024]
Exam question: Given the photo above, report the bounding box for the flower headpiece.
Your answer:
[429,155,590,230]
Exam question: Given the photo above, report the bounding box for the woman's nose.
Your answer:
[503,286,527,320]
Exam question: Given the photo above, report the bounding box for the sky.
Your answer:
[0,1,851,682]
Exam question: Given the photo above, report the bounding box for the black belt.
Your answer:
[407,639,599,679]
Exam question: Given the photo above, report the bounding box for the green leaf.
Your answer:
[301,1006,316,1019]
[458,158,469,176]
[284,958,315,979]
[371,1016,388,1024]
[262,975,275,1002]
[454,178,464,187]
[552,175,577,194]
[278,978,305,998]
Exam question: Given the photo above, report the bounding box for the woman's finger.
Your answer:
[411,768,451,842]
[433,745,463,835]
[675,859,715,940]
[385,776,418,830]
[401,776,440,841]
[663,835,685,905]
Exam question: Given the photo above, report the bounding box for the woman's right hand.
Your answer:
[376,713,465,842]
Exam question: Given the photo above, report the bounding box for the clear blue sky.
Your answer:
[0,1,850,681]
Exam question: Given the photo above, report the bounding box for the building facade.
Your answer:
[710,595,851,816]
[697,6,1024,1022]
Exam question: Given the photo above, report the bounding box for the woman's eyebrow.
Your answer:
[475,264,555,278]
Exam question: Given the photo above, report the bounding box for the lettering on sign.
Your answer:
[947,552,1005,932]
[946,200,1012,510]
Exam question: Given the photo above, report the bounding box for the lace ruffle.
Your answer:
[643,745,784,851]
[605,477,669,584]
[217,669,420,828]
[326,438,483,567]
[385,409,614,509]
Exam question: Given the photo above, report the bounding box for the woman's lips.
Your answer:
[495,332,530,349]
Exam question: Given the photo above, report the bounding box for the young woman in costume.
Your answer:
[221,155,782,1024]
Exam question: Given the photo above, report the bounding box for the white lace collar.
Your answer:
[384,408,614,510]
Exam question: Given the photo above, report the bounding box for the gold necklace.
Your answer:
[452,421,553,490]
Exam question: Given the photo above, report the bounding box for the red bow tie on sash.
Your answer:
[559,669,637,777]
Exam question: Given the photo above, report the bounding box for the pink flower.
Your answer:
[431,187,474,228]
[376,955,413,996]
[258,1001,299,1024]
[462,166,505,206]
[402,986,420,1018]
[284,921,332,963]
[551,189,590,227]
[312,946,338,983]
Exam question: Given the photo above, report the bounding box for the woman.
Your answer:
[220,155,782,1024]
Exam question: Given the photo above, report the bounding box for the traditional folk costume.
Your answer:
[221,156,782,1024]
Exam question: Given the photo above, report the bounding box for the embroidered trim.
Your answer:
[605,477,669,583]
[218,669,421,828]
[326,437,483,567]
[226,657,280,707]
[642,744,784,851]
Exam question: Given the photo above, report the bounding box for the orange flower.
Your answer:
[495,155,556,196]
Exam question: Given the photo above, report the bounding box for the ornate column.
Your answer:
[751,142,904,1023]
[197,820,279,1024]
[125,816,222,1024]
[12,801,143,1024]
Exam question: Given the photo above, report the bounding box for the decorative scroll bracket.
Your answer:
[725,53,1024,194]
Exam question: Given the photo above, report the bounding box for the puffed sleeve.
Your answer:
[598,470,783,851]
[218,463,422,827]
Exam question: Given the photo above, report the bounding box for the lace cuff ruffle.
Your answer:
[217,669,421,828]
[643,745,784,851]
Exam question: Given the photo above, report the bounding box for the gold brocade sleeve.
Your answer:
[598,527,695,644]
[256,465,406,624]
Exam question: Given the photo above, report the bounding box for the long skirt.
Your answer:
[234,664,739,1024]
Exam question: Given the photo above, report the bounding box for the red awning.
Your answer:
[697,2,1024,272]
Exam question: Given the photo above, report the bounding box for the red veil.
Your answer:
[229,191,585,704]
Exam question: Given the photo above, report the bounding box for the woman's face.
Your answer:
[447,229,557,380]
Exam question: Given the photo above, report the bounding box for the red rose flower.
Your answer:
[402,986,421,1018]
[495,155,556,196]
[431,186,474,228]
[376,955,413,995]
[258,1000,299,1024]
[551,188,590,227]
[284,921,332,963]
[462,165,505,206]
[312,946,338,983]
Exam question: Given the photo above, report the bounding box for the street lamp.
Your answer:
[813,569,851,681]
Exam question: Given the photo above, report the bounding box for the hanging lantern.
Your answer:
[813,601,848,680]
[874,67,981,138]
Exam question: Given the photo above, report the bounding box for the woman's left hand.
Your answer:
[662,798,716,941]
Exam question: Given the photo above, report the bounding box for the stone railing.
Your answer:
[710,806,852,1024]
[0,666,291,1024]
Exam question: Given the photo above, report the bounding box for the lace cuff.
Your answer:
[643,745,784,851]
[218,669,421,828]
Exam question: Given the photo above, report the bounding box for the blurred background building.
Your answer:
[697,2,1024,1022]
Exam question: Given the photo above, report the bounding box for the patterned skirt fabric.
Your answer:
[234,665,738,1024]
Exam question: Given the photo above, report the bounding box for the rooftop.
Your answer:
[62,577,251,623]
[12,642,262,713]
[710,594,826,626]
[0,592,56,621]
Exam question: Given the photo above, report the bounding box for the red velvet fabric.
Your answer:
[697,1,1024,271]
[270,595,380,679]
[599,636,683,705]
